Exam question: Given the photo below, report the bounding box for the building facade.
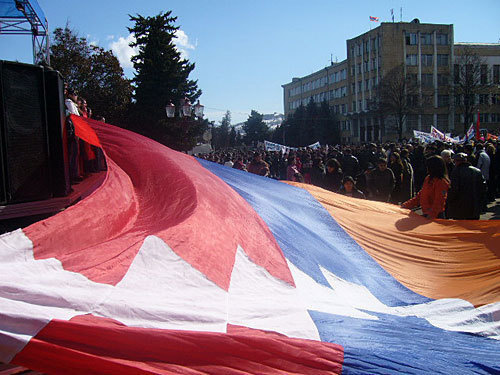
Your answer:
[282,20,500,143]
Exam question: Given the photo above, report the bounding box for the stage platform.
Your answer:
[0,171,106,221]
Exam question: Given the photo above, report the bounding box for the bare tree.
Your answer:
[454,46,491,135]
[373,64,421,141]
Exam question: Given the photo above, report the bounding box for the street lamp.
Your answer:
[180,97,192,117]
[165,98,204,118]
[194,100,204,118]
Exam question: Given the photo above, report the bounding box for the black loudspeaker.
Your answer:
[0,60,52,204]
[44,68,70,197]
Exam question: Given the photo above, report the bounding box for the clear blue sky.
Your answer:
[1,0,499,124]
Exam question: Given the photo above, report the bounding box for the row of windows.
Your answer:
[351,57,381,75]
[352,100,369,112]
[333,104,348,115]
[351,37,382,57]
[454,64,500,85]
[330,86,348,99]
[405,54,449,66]
[340,120,351,131]
[330,69,347,84]
[479,113,500,123]
[352,77,379,93]
[288,87,348,109]
[405,32,448,45]
[289,69,348,97]
[408,73,448,87]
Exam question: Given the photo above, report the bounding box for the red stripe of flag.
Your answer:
[12,315,344,375]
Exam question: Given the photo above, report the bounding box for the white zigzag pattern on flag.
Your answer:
[0,228,498,366]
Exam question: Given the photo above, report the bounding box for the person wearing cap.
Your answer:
[339,176,365,199]
[401,155,449,219]
[447,152,486,220]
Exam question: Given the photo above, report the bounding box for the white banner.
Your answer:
[264,140,321,152]
[308,141,321,149]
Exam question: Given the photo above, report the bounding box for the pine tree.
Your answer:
[243,110,270,145]
[229,126,237,147]
[129,12,201,123]
[127,11,205,150]
[219,111,231,149]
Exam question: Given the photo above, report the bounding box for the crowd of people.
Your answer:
[198,140,499,220]
[64,86,106,184]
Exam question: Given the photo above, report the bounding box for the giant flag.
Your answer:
[0,117,499,374]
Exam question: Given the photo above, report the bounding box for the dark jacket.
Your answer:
[324,170,343,192]
[447,163,486,219]
[341,155,359,179]
[310,166,326,188]
[367,168,395,202]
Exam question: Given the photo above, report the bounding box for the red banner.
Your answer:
[70,114,102,147]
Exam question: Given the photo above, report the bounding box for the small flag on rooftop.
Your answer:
[370,16,379,22]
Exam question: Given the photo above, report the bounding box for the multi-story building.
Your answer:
[282,20,500,143]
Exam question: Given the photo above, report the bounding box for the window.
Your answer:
[406,54,417,66]
[341,86,347,96]
[352,101,356,112]
[436,34,448,45]
[407,95,419,106]
[357,63,361,74]
[421,54,433,67]
[438,95,449,107]
[420,33,432,45]
[358,81,362,91]
[494,65,500,84]
[421,74,433,87]
[408,74,418,85]
[479,113,490,123]
[366,79,370,90]
[454,64,460,84]
[437,114,448,129]
[341,104,346,113]
[405,32,417,45]
[479,94,489,105]
[437,74,449,86]
[437,54,449,67]
[481,65,488,85]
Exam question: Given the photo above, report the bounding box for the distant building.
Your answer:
[282,20,500,143]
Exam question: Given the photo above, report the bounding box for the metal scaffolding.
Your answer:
[0,0,49,65]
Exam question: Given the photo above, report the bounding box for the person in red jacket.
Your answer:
[401,155,450,219]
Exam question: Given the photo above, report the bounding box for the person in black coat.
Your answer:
[366,158,395,202]
[324,158,343,192]
[447,153,487,220]
[310,157,326,188]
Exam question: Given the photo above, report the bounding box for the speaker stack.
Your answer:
[0,60,70,205]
